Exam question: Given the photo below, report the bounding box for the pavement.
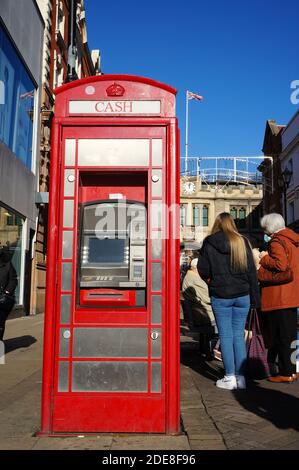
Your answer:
[0,314,299,450]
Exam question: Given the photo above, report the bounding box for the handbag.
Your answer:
[246,308,270,379]
[258,238,293,286]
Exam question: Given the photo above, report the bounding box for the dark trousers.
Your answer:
[266,308,297,376]
[0,308,13,341]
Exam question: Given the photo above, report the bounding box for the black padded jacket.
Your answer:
[197,231,260,308]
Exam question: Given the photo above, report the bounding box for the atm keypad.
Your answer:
[133,266,143,279]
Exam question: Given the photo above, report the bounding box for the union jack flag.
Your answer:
[187,90,203,101]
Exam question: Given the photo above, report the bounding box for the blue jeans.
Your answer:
[211,295,250,376]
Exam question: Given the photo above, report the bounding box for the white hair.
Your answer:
[260,213,285,234]
[191,258,198,268]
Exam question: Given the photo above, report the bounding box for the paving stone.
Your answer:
[189,439,227,450]
[110,435,190,451]
[33,436,113,450]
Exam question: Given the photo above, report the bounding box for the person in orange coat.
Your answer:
[259,213,299,383]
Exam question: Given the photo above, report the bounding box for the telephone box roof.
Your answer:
[54,74,177,96]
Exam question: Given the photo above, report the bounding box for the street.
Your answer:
[0,314,299,450]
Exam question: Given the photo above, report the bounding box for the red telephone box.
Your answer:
[40,75,180,434]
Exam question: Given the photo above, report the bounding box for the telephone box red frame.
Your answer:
[40,75,180,435]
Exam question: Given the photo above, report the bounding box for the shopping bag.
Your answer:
[246,308,270,380]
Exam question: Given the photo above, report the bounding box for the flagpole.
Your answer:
[185,90,189,175]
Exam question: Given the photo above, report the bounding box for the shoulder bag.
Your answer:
[258,238,293,286]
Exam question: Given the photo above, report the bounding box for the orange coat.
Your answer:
[260,228,299,312]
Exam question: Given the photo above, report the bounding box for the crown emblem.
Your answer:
[106,82,125,97]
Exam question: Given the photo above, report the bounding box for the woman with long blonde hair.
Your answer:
[198,213,260,390]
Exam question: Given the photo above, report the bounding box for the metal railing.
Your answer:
[180,156,264,185]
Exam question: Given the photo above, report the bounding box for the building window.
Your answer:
[0,205,24,303]
[180,205,186,226]
[251,205,261,230]
[193,205,200,225]
[238,207,247,229]
[288,201,295,224]
[202,205,209,227]
[0,25,36,170]
[230,207,237,220]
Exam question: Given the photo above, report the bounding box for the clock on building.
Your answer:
[183,181,196,195]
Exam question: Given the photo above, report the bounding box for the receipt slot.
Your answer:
[40,75,180,434]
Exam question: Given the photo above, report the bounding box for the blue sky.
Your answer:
[85,0,299,159]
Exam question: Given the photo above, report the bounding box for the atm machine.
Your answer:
[79,199,147,308]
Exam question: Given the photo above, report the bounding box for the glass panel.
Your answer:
[151,201,163,229]
[58,361,69,392]
[61,262,72,291]
[64,170,75,197]
[78,139,150,166]
[151,170,162,197]
[151,362,161,393]
[73,328,148,358]
[152,263,162,292]
[65,139,76,166]
[152,238,162,260]
[72,362,148,392]
[151,295,162,324]
[60,294,71,324]
[0,205,24,303]
[62,231,73,259]
[151,328,162,358]
[59,329,70,358]
[0,25,35,169]
[63,200,74,228]
[152,139,163,166]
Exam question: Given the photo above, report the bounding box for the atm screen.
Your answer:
[88,237,128,265]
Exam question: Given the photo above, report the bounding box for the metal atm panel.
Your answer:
[79,200,147,308]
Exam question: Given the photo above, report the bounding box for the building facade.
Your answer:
[180,176,263,248]
[259,119,285,215]
[0,0,44,312]
[30,0,100,314]
[280,110,299,231]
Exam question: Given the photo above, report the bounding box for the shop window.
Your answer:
[0,24,36,170]
[202,205,209,227]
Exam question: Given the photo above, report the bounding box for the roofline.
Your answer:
[54,74,177,96]
[281,109,299,135]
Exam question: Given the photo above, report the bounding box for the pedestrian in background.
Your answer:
[0,248,18,341]
[259,213,299,383]
[198,212,260,390]
[182,258,215,325]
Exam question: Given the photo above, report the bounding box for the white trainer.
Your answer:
[216,375,237,390]
[236,375,246,389]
